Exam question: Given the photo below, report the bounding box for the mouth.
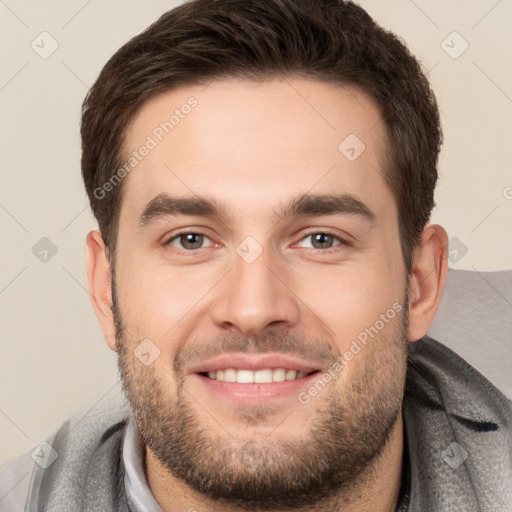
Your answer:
[188,353,323,403]
[200,368,315,383]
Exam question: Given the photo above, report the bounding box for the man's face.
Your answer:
[113,78,409,508]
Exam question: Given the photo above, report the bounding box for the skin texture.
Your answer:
[86,78,448,512]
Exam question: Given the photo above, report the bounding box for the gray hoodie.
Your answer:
[1,336,511,511]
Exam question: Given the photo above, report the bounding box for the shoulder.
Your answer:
[0,449,35,512]
[427,267,512,401]
[2,392,131,512]
[406,335,512,421]
[404,336,512,509]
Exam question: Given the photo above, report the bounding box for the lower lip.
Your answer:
[191,373,319,403]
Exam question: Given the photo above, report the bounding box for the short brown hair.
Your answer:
[81,0,442,273]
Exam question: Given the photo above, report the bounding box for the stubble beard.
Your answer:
[114,294,409,511]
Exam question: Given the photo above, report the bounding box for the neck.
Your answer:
[145,414,404,512]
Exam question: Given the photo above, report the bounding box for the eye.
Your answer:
[167,232,215,250]
[298,232,344,250]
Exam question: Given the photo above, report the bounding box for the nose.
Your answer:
[209,246,301,336]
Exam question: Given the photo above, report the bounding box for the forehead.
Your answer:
[120,77,394,221]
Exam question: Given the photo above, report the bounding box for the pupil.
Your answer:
[313,233,332,249]
[181,233,203,249]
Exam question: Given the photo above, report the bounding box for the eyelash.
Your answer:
[295,231,350,253]
[165,231,216,253]
[164,230,350,253]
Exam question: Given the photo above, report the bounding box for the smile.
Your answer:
[203,368,312,383]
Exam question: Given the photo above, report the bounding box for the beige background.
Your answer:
[1,0,511,463]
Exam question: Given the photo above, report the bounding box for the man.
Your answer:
[1,0,511,510]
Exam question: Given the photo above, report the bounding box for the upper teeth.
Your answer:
[207,369,308,383]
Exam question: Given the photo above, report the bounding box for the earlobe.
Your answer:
[406,224,449,342]
[86,230,117,351]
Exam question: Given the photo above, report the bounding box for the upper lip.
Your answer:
[188,353,321,375]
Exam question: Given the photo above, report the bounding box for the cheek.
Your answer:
[114,252,170,340]
[289,258,405,349]
[114,254,221,343]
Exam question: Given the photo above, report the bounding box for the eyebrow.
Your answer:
[138,193,225,227]
[137,192,376,228]
[274,193,376,224]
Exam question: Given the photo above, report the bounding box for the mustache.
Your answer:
[174,331,338,372]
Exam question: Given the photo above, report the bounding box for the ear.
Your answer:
[86,230,117,351]
[406,224,449,342]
